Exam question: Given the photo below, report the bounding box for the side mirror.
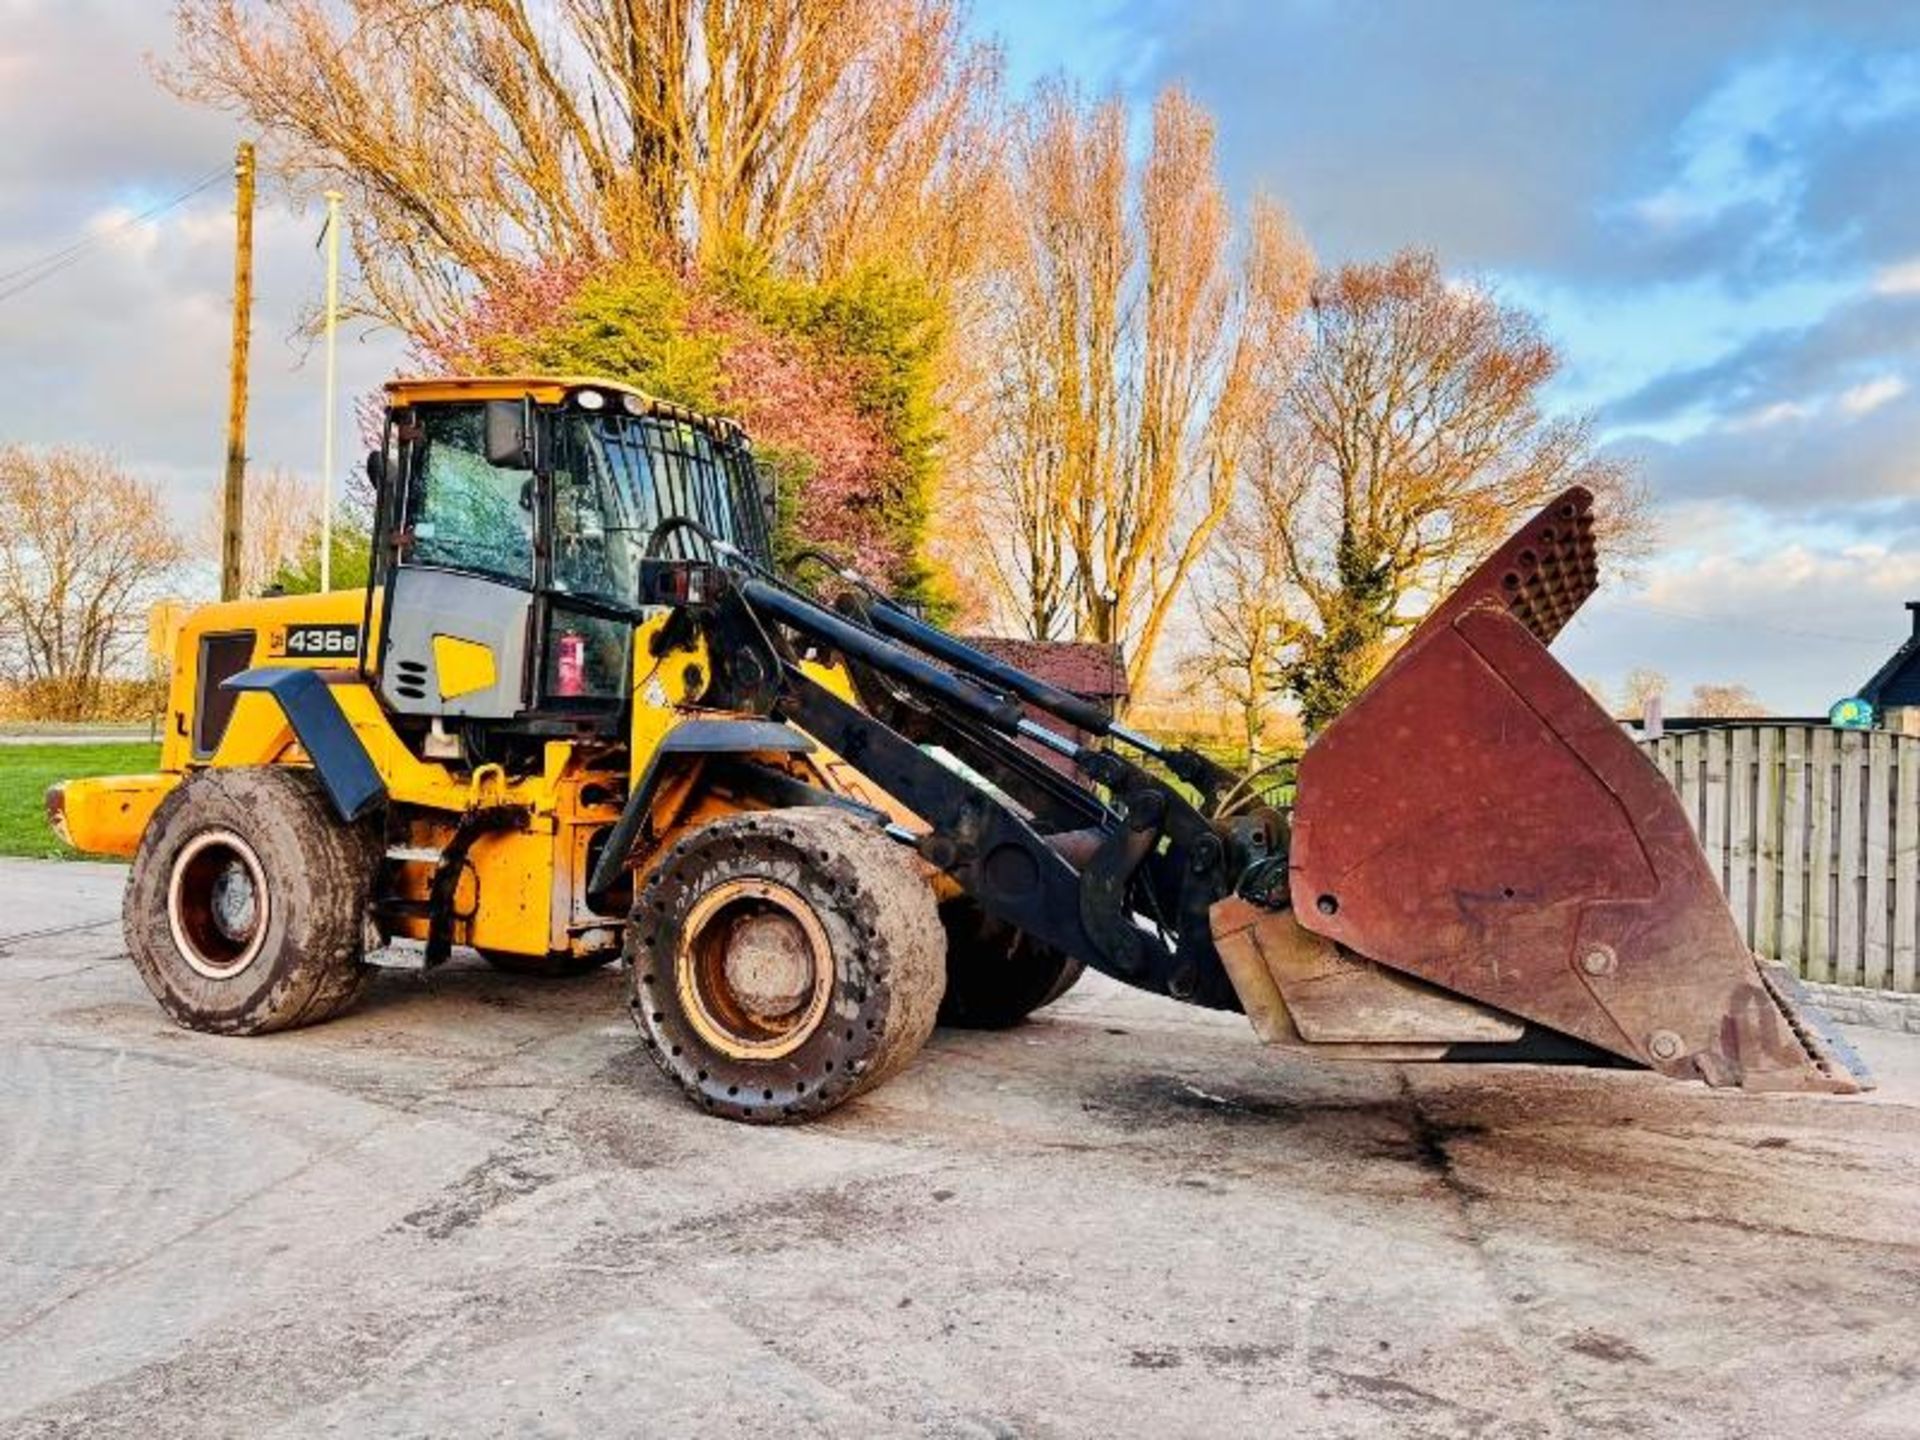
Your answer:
[364,449,386,488]
[484,398,535,469]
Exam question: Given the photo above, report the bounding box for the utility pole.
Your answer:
[221,141,256,602]
[320,189,342,593]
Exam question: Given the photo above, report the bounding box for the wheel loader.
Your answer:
[48,375,1869,1121]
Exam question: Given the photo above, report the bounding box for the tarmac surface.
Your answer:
[2,857,1917,1439]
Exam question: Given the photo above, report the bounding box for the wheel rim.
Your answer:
[675,878,833,1060]
[167,829,270,980]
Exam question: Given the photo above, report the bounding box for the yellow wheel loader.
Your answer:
[49,376,1869,1122]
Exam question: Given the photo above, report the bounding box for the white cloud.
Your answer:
[0,7,407,596]
[1558,522,1920,714]
[1872,257,1920,295]
[1725,399,1815,432]
[0,190,406,574]
[1838,374,1909,415]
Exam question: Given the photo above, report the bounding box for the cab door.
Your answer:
[378,403,538,719]
[535,416,637,712]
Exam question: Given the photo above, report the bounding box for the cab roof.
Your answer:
[384,375,746,441]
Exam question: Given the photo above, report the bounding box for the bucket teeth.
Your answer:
[1753,963,1875,1094]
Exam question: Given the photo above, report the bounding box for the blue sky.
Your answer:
[973,0,1920,711]
[3,1,1918,711]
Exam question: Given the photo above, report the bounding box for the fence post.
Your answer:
[1728,726,1755,943]
[1895,737,1919,993]
[1865,731,1893,990]
[1780,728,1808,975]
[1836,731,1866,987]
[1808,728,1836,984]
[1754,726,1780,957]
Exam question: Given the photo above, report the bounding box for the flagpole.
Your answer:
[320,189,342,592]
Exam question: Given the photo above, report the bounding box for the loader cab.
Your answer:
[367,378,771,748]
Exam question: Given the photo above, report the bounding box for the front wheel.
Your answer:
[937,900,1085,1029]
[627,808,945,1123]
[123,767,377,1035]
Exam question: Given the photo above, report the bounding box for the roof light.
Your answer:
[574,388,606,412]
[620,392,647,417]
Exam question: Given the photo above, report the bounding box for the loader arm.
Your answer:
[634,487,1865,1097]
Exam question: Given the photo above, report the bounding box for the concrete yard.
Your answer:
[2,858,1917,1439]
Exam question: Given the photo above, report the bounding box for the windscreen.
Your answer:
[575,412,772,573]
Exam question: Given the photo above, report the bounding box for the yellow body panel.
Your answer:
[49,773,179,857]
[431,634,497,699]
[157,588,369,774]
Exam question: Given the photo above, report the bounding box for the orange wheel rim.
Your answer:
[675,878,834,1060]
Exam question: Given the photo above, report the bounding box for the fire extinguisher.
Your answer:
[555,630,586,697]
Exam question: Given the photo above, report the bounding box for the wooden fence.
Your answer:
[1642,726,1920,992]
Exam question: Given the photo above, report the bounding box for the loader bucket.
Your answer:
[1250,487,1868,1093]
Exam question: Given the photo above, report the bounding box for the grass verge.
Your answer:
[0,743,161,859]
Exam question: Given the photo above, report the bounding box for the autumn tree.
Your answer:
[1620,666,1668,720]
[1265,251,1647,731]
[424,256,949,605]
[197,466,319,597]
[1688,682,1767,718]
[972,83,1312,689]
[1186,435,1305,769]
[0,447,186,721]
[166,0,1005,333]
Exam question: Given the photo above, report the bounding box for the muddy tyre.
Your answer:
[479,948,615,978]
[123,767,377,1035]
[937,900,1085,1029]
[628,807,945,1123]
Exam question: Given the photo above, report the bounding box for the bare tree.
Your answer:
[166,0,1005,333]
[1265,251,1649,731]
[0,447,186,721]
[1187,434,1306,769]
[1620,666,1669,720]
[1688,682,1768,718]
[197,466,320,597]
[973,83,1312,689]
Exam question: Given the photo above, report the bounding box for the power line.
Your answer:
[0,166,230,305]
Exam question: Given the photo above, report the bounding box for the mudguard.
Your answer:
[223,667,386,823]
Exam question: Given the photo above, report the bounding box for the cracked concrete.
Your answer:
[2,857,1918,1438]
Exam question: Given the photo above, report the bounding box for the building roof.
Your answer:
[1860,602,1920,709]
[959,637,1130,701]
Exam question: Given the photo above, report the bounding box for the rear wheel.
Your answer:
[937,900,1085,1029]
[627,807,945,1123]
[123,767,377,1034]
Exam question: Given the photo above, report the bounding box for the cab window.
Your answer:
[406,405,535,583]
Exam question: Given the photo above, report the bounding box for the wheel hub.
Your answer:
[167,829,270,980]
[722,912,816,1018]
[676,878,832,1060]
